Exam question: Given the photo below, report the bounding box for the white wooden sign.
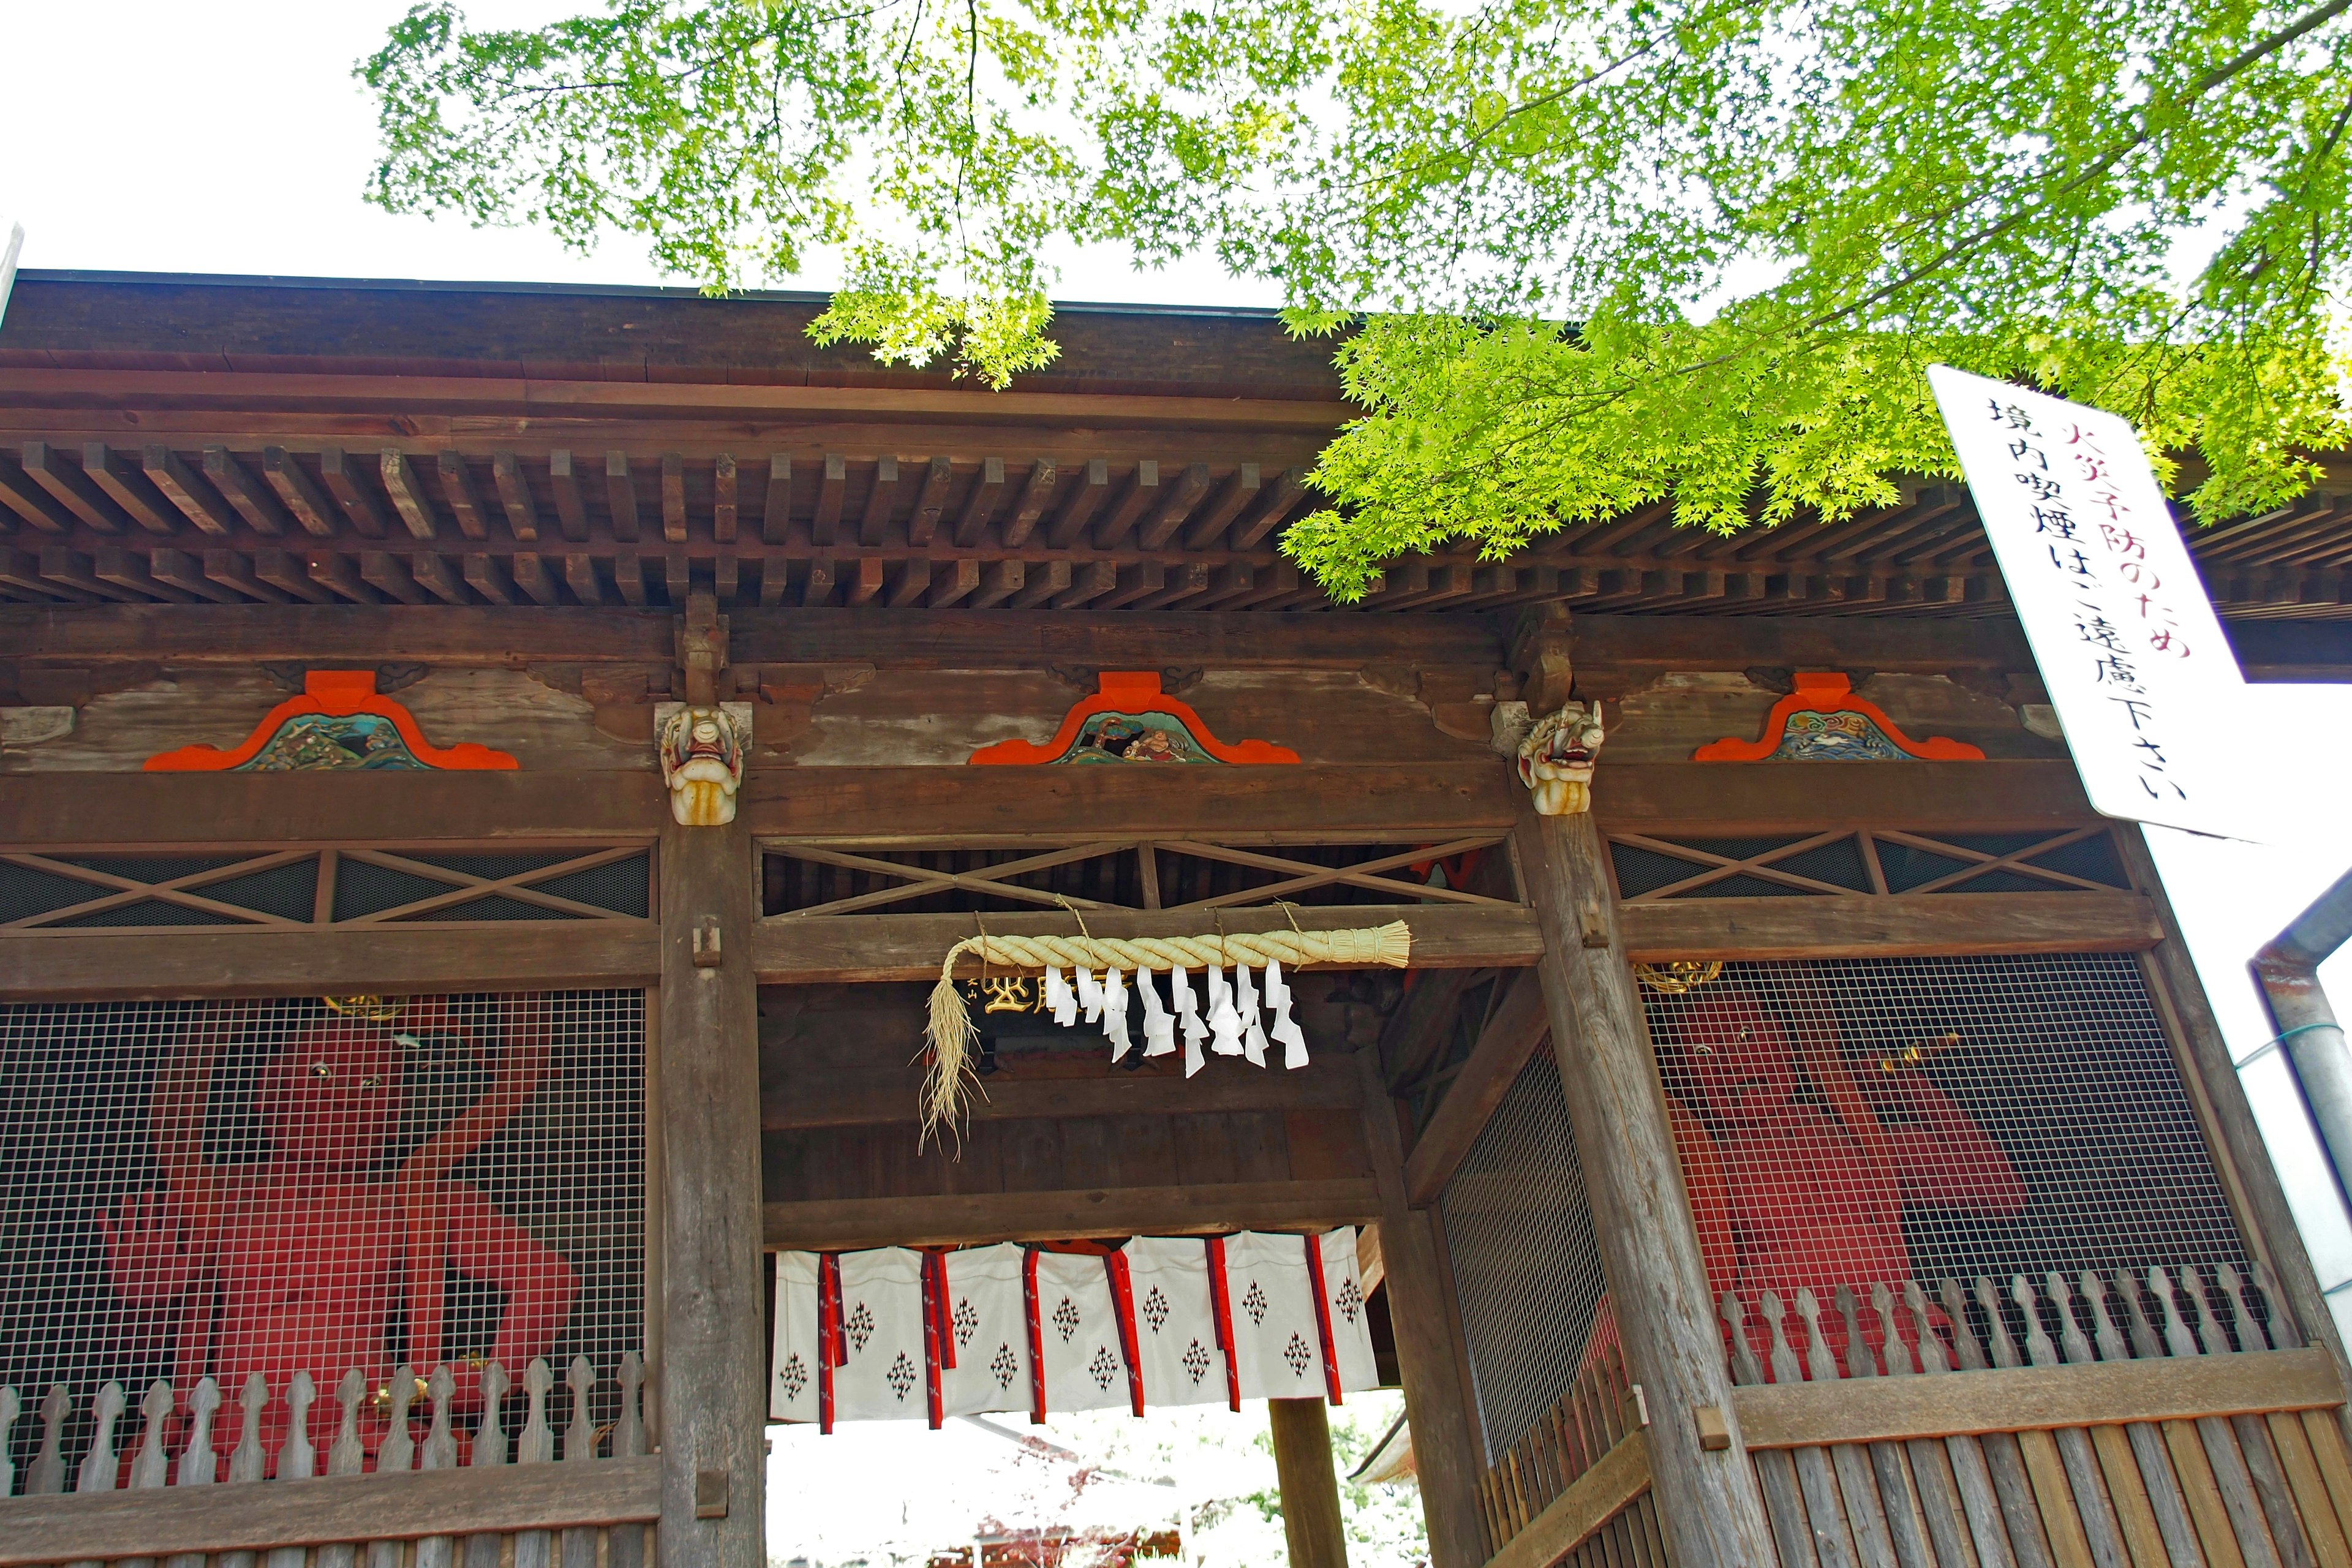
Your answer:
[1927,364,2247,838]
[0,224,22,330]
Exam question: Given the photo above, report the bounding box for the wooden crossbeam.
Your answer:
[1871,824,2123,894]
[763,1178,1381,1250]
[1606,829,1876,901]
[332,845,649,924]
[1731,1348,2340,1449]
[767,840,1133,918]
[0,849,315,929]
[0,1455,660,1565]
[1619,889,2163,959]
[1159,835,1512,909]
[754,903,1540,983]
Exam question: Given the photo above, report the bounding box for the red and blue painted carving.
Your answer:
[145,670,518,772]
[969,671,1299,766]
[1694,671,1985,763]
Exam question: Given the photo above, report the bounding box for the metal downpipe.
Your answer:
[2253,864,2352,1218]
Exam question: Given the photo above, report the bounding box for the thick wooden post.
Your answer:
[1268,1398,1351,1568]
[1354,1050,1489,1568]
[1512,802,1779,1566]
[657,818,765,1568]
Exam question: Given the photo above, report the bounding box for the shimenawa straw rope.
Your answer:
[920,921,1411,1144]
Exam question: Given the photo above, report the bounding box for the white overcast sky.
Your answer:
[7,4,2352,1546]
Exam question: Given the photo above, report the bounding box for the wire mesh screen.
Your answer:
[1439,1050,1611,1464]
[1642,955,2245,1309]
[0,992,644,1482]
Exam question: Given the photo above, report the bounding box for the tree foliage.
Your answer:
[363,0,2352,596]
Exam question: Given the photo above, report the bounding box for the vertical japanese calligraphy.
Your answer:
[1928,365,2246,837]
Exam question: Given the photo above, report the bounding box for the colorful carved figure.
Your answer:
[1509,700,1605,816]
[1659,984,2024,1372]
[659,704,748,825]
[1066,712,1212,764]
[1769,709,1909,760]
[145,671,517,773]
[969,673,1299,766]
[99,998,576,1471]
[1694,671,1985,763]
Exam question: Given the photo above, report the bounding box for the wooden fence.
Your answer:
[0,1355,657,1568]
[1476,1335,1664,1568]
[1721,1264,2352,1568]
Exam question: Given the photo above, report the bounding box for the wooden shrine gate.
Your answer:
[2,273,2351,1568]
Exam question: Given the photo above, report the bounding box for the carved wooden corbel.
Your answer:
[661,592,750,826]
[1494,612,1606,815]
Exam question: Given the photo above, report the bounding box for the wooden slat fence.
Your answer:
[1474,1335,1666,1568]
[0,1355,655,1568]
[1719,1264,2352,1568]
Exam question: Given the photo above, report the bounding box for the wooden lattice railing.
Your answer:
[1474,1334,1664,1568]
[0,1355,655,1568]
[1721,1265,2351,1568]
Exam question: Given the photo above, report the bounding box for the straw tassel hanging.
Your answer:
[920,922,1412,1144]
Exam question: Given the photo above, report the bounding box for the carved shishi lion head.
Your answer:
[1515,700,1605,816]
[659,704,748,826]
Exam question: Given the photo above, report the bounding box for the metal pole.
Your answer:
[2252,864,2352,1217]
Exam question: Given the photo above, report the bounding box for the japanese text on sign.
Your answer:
[1927,365,2245,837]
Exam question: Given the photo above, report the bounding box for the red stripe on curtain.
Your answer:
[921,1251,945,1430]
[818,1252,845,1434]
[1102,1250,1147,1417]
[1205,1236,1240,1412]
[1303,1233,1343,1404]
[1023,1246,1047,1425]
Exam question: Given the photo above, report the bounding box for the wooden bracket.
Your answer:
[1509,605,1575,712]
[692,916,724,968]
[693,1469,729,1519]
[675,590,730,709]
[1580,907,1611,949]
[1694,1404,1729,1451]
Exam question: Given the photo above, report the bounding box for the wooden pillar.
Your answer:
[1268,1398,1351,1568]
[1354,1049,1489,1568]
[1512,802,1779,1566]
[657,817,766,1568]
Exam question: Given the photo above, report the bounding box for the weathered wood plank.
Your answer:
[658,818,766,1568]
[1594,761,2098,833]
[761,1177,1379,1250]
[742,764,1520,839]
[0,364,1357,432]
[761,1061,1362,1129]
[1619,891,2163,960]
[2,774,665,846]
[0,926,657,1000]
[752,903,1538,984]
[0,604,1498,668]
[1485,1431,1653,1568]
[0,1457,658,1564]
[1402,971,1547,1207]
[1734,1351,2345,1449]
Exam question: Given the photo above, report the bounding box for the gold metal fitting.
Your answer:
[323,995,405,1022]
[1632,960,1724,995]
